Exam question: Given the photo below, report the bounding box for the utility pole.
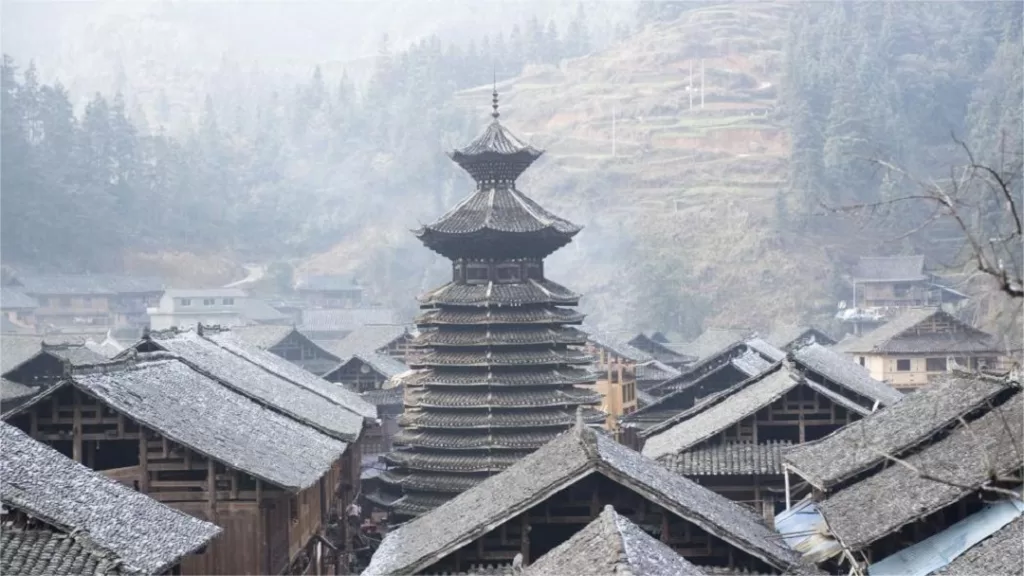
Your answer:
[689,61,693,111]
[701,59,705,109]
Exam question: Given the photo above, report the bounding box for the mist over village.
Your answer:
[0,1,1022,575]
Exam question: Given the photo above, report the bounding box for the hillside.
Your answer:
[432,2,836,332]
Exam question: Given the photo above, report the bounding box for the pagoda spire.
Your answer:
[492,72,500,120]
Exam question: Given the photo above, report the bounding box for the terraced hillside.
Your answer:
[450,3,837,331]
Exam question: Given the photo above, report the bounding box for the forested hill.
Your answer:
[1,1,1021,334]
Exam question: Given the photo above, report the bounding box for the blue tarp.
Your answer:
[869,498,1024,576]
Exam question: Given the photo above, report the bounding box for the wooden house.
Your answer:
[1,342,108,412]
[230,324,340,376]
[671,329,755,363]
[763,325,836,353]
[782,372,1022,574]
[834,307,1002,391]
[1,421,221,575]
[523,505,705,576]
[324,352,408,393]
[4,326,377,575]
[1,286,37,332]
[583,327,654,429]
[640,344,903,520]
[317,324,415,365]
[362,416,804,575]
[294,274,364,308]
[850,256,967,309]
[147,289,248,331]
[627,333,694,368]
[8,274,163,334]
[298,308,399,340]
[621,338,785,441]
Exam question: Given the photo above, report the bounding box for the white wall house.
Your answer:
[147,289,248,331]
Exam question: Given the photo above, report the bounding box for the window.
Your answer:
[495,264,521,282]
[525,261,542,280]
[894,284,911,297]
[289,496,299,525]
[925,357,947,372]
[203,298,215,306]
[222,298,234,305]
[59,297,72,307]
[180,298,192,307]
[896,359,911,372]
[466,264,489,283]
[82,297,92,306]
[37,297,49,307]
[858,356,865,366]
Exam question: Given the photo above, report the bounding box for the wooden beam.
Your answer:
[117,412,125,436]
[162,436,169,458]
[520,513,530,564]
[72,390,82,463]
[207,459,218,524]
[138,430,150,493]
[230,471,239,500]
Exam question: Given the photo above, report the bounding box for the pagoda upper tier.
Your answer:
[415,89,582,260]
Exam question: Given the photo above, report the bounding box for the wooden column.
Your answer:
[520,513,530,564]
[256,480,268,575]
[660,511,670,544]
[72,390,83,462]
[798,412,806,443]
[138,429,150,493]
[590,483,600,518]
[207,459,218,524]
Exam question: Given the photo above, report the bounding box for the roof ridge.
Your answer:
[602,505,628,570]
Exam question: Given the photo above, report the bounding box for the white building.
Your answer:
[147,289,248,331]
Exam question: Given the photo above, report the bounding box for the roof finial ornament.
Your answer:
[491,69,500,120]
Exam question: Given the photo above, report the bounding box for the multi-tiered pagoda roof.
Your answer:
[371,88,602,519]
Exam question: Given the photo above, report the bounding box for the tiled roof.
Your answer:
[417,306,585,326]
[642,367,798,460]
[238,298,288,323]
[144,330,364,441]
[0,422,221,574]
[661,441,792,476]
[318,324,408,361]
[421,280,580,307]
[1,527,130,575]
[0,287,38,310]
[635,360,682,383]
[819,391,1023,551]
[415,327,586,348]
[764,326,835,351]
[362,385,404,407]
[524,505,706,576]
[834,308,996,355]
[382,450,530,473]
[408,386,601,409]
[162,288,245,299]
[364,422,802,575]
[583,326,653,363]
[933,516,1023,575]
[1,377,35,403]
[791,344,903,406]
[1,335,43,373]
[299,308,398,333]
[412,348,592,368]
[13,355,348,491]
[731,349,774,377]
[783,373,1015,492]
[203,330,376,420]
[854,255,926,282]
[336,352,408,379]
[673,329,752,361]
[228,325,295,349]
[403,367,594,388]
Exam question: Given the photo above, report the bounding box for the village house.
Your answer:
[324,352,408,393]
[627,332,694,368]
[638,344,903,521]
[230,324,341,376]
[294,274,364,308]
[6,274,164,335]
[147,289,248,330]
[522,505,708,576]
[1,421,222,575]
[672,328,756,363]
[834,307,1002,391]
[763,325,836,353]
[298,308,400,340]
[781,371,1022,574]
[583,327,655,430]
[3,326,377,575]
[621,338,786,440]
[318,324,414,390]
[1,286,37,332]
[362,416,805,575]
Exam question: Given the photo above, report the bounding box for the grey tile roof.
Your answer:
[763,326,835,351]
[635,360,681,383]
[524,505,706,576]
[731,349,774,377]
[84,339,124,359]
[819,392,1023,551]
[583,326,653,363]
[673,329,752,361]
[44,344,109,366]
[783,374,1015,492]
[834,308,996,355]
[791,344,903,406]
[363,422,802,575]
[1,316,33,334]
[1,335,44,373]
[318,324,409,361]
[229,324,297,349]
[299,308,399,333]
[0,421,221,574]
[932,516,1023,576]
[161,288,246,299]
[661,441,792,476]
[642,367,798,460]
[744,339,786,362]
[342,352,408,379]
[1,376,35,402]
[205,330,376,420]
[854,255,926,282]
[239,298,288,323]
[26,355,348,491]
[1,527,130,575]
[145,330,365,441]
[362,385,404,407]
[421,280,580,307]
[1,287,38,309]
